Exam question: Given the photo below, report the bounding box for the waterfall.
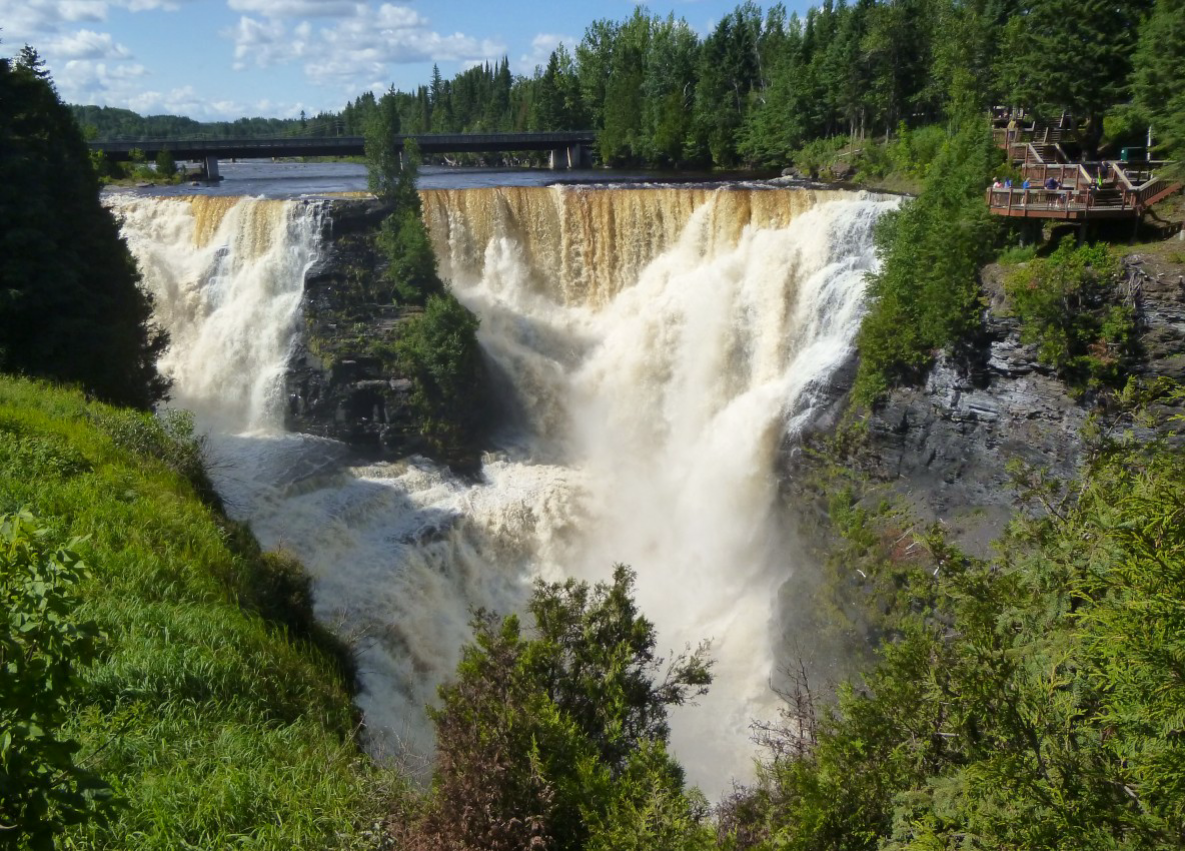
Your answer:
[110,194,324,431]
[117,185,897,797]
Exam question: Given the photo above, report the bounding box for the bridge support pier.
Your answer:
[203,155,221,181]
[549,144,590,170]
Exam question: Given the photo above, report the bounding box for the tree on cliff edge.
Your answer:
[365,87,442,307]
[363,86,485,468]
[0,48,167,409]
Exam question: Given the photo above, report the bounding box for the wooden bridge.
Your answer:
[988,113,1180,222]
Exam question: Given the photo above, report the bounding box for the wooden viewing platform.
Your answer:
[986,162,1181,221]
[987,112,1181,222]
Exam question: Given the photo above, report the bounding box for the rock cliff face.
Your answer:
[802,250,1185,556]
[284,198,427,458]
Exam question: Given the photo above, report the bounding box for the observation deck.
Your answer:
[988,112,1180,223]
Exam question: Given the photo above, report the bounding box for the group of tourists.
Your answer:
[990,169,1109,208]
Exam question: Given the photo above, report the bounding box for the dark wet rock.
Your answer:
[284,199,425,458]
[792,250,1185,557]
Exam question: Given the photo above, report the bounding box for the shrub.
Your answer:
[395,293,485,468]
[1004,242,1137,390]
[396,566,714,851]
[153,149,177,178]
[1,510,113,847]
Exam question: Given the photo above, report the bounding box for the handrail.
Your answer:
[1107,160,1172,209]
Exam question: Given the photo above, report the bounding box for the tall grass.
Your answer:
[0,376,403,849]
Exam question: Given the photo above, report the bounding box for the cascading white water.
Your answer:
[117,185,897,797]
[109,195,323,431]
[425,187,895,786]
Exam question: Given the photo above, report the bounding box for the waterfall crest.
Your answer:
[119,185,897,797]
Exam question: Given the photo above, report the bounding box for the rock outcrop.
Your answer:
[802,251,1185,555]
[284,198,426,457]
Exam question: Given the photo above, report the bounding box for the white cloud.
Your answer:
[228,15,295,69]
[516,32,576,74]
[54,57,148,106]
[0,0,105,44]
[48,28,131,59]
[227,0,362,17]
[59,1,109,21]
[0,0,194,42]
[223,2,505,93]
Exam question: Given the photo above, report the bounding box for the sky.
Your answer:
[0,0,812,122]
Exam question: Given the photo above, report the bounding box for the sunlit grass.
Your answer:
[0,376,404,849]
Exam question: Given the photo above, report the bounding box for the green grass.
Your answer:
[996,244,1038,265]
[0,376,402,849]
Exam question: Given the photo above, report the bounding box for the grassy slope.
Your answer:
[0,376,398,849]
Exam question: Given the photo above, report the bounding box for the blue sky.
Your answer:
[0,0,813,121]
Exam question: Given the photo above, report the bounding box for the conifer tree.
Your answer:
[1133,0,1185,160]
[999,0,1151,150]
[0,48,167,408]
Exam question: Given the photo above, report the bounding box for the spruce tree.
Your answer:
[0,49,167,408]
[1133,0,1185,160]
[999,0,1151,150]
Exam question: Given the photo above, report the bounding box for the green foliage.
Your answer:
[0,376,397,849]
[62,0,1174,172]
[855,124,950,183]
[69,104,314,142]
[996,243,1038,265]
[1103,103,1153,150]
[736,386,1185,850]
[0,53,167,409]
[363,87,405,202]
[376,206,442,306]
[1134,0,1185,161]
[999,0,1150,151]
[87,407,211,498]
[786,137,851,179]
[397,565,713,851]
[395,293,485,468]
[1005,242,1138,390]
[153,148,176,178]
[360,92,485,465]
[531,45,586,134]
[853,124,999,406]
[1,511,113,848]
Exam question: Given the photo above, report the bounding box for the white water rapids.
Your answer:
[112,186,896,796]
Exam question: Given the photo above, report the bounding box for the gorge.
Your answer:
[112,184,897,794]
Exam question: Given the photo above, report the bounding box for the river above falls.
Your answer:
[104,159,784,198]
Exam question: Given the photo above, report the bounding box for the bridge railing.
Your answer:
[90,131,595,149]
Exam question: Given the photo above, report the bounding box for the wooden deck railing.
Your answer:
[985,187,1117,214]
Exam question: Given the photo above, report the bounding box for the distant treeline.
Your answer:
[69,104,306,141]
[72,0,1183,169]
